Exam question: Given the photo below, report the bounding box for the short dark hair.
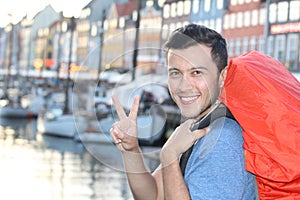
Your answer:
[164,24,228,72]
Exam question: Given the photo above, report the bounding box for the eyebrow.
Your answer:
[192,66,209,71]
[168,66,208,72]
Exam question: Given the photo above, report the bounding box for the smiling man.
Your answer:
[110,24,257,200]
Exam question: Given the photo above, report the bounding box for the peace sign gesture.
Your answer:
[110,94,140,152]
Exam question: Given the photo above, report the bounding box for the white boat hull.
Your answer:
[37,114,88,138]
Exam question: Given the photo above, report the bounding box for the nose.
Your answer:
[178,74,193,91]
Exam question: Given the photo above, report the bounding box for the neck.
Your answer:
[197,100,222,121]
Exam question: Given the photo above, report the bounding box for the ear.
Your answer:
[219,66,228,88]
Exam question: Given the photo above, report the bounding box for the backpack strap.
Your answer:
[179,105,235,176]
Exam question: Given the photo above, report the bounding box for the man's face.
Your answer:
[167,44,222,120]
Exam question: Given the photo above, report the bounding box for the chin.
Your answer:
[181,111,201,120]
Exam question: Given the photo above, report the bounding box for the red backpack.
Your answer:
[219,50,300,199]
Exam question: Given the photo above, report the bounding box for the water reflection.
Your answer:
[0,118,160,200]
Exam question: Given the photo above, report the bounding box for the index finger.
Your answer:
[111,94,127,119]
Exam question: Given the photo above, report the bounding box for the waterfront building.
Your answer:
[190,0,227,34]
[137,0,163,74]
[0,28,5,72]
[161,0,191,45]
[76,0,124,79]
[102,0,138,73]
[18,17,33,77]
[159,0,190,72]
[30,5,61,76]
[266,0,300,72]
[0,0,299,82]
[222,0,267,59]
[1,21,19,80]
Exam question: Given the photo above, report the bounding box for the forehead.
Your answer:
[167,44,214,68]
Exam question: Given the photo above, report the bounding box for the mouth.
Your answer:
[180,95,199,105]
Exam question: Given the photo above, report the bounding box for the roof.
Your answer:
[115,0,137,17]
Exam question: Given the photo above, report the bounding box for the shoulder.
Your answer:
[210,117,244,147]
[194,117,243,158]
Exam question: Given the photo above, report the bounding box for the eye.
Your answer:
[168,69,181,78]
[192,69,203,76]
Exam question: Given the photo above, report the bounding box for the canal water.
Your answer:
[0,118,160,200]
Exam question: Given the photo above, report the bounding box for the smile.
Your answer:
[180,96,199,104]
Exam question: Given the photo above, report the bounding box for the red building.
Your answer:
[222,0,267,59]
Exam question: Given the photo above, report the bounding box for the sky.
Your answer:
[0,0,92,27]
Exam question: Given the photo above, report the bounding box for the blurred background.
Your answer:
[0,0,299,199]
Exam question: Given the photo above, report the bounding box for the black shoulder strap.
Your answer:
[179,106,234,176]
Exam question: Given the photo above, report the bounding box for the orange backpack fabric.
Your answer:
[219,50,300,199]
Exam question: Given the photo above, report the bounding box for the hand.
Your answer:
[160,119,210,165]
[110,94,140,153]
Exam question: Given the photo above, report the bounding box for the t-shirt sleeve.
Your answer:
[184,118,256,200]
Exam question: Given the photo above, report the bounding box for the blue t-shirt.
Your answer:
[184,117,257,199]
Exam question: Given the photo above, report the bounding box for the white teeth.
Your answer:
[181,96,197,102]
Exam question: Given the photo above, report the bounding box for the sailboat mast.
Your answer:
[63,17,76,114]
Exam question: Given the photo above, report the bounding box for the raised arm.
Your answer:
[110,94,162,200]
[160,120,209,200]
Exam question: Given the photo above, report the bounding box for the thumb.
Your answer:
[192,127,210,141]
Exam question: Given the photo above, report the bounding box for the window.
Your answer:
[250,36,256,50]
[193,0,199,13]
[204,0,211,12]
[274,35,286,63]
[230,13,236,29]
[119,17,125,28]
[177,1,184,16]
[169,23,176,32]
[237,12,243,27]
[228,38,234,57]
[290,0,300,21]
[231,0,237,6]
[204,20,209,27]
[184,0,191,15]
[244,11,250,27]
[163,4,170,18]
[278,1,288,22]
[235,38,241,55]
[223,14,230,29]
[91,24,97,37]
[269,3,277,23]
[242,37,248,53]
[161,24,169,40]
[158,0,165,7]
[286,34,299,70]
[258,36,265,53]
[251,10,258,26]
[210,19,215,30]
[217,0,223,9]
[171,2,177,17]
[238,0,244,5]
[259,8,266,25]
[266,36,274,56]
[176,22,182,29]
[215,18,222,33]
[183,21,190,26]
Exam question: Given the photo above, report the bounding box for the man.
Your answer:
[110,24,257,199]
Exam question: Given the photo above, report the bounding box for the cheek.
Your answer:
[192,77,209,92]
[195,77,217,98]
[168,79,180,92]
